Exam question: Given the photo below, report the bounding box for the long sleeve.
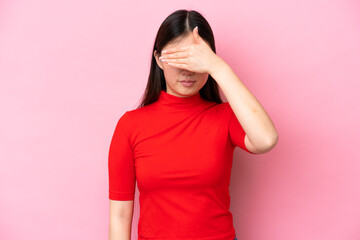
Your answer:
[108,111,136,200]
[226,102,256,154]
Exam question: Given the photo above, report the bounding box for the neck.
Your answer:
[156,89,205,110]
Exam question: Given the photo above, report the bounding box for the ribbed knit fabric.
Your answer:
[108,89,256,240]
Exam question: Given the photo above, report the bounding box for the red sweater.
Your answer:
[108,90,256,240]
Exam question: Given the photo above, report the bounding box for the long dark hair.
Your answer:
[136,9,223,109]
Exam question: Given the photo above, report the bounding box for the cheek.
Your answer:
[164,64,179,72]
[163,66,180,79]
[199,74,209,83]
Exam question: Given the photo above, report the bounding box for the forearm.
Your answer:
[210,57,278,150]
[109,216,133,240]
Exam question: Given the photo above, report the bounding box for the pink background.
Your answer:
[1,0,359,239]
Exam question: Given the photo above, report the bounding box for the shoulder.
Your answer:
[205,101,232,114]
[207,102,236,124]
[216,101,233,114]
[125,104,154,119]
[206,101,230,109]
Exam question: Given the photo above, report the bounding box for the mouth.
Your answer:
[179,80,196,87]
[179,80,195,82]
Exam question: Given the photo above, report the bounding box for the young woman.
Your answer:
[108,9,278,240]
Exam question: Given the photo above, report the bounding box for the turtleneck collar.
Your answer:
[156,89,205,109]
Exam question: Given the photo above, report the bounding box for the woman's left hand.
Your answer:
[159,26,223,75]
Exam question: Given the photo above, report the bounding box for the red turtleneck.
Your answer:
[108,90,256,240]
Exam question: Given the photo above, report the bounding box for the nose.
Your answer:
[182,70,194,76]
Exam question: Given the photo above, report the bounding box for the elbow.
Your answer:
[246,133,278,154]
[265,133,279,151]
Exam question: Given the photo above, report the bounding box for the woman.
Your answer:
[108,9,278,240]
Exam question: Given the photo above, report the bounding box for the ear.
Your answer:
[154,50,164,70]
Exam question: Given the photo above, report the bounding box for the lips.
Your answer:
[179,80,195,87]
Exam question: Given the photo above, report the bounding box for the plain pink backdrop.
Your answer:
[1,0,359,239]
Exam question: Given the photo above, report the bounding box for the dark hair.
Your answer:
[136,9,223,109]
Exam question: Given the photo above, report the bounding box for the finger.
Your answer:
[161,51,188,59]
[162,45,189,55]
[166,62,189,70]
[163,57,188,64]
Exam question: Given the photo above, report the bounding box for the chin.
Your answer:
[181,88,200,95]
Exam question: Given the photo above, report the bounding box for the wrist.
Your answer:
[209,55,228,78]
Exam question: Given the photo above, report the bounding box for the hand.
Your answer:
[159,26,222,75]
